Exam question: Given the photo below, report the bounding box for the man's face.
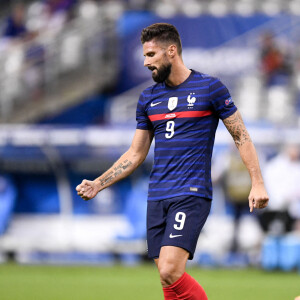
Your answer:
[143,40,172,83]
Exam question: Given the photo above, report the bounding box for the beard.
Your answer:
[149,63,172,83]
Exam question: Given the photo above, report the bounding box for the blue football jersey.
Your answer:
[136,70,237,201]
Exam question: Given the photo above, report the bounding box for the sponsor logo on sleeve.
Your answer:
[225,97,233,106]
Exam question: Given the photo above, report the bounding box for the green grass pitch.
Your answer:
[0,263,299,300]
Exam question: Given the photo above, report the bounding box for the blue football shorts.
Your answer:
[147,195,211,260]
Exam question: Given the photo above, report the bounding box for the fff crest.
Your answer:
[168,97,178,111]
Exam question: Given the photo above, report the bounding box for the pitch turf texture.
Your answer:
[0,264,299,300]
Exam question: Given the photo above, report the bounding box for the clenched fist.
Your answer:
[76,179,100,201]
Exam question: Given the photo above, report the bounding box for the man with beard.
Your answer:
[76,23,269,299]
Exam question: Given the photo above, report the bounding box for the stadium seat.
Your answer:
[0,175,17,235]
[261,236,279,270]
[278,235,300,271]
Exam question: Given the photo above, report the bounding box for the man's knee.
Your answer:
[158,261,182,286]
[157,246,189,286]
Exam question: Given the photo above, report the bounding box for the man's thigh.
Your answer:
[155,245,189,268]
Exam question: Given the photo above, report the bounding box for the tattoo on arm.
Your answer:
[223,111,252,148]
[99,159,133,186]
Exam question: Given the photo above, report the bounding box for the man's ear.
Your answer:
[168,44,177,58]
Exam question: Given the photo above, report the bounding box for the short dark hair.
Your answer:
[141,23,182,55]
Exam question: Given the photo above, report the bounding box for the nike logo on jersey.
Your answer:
[150,101,162,107]
[169,233,183,238]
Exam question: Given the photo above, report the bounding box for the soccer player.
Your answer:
[76,23,269,299]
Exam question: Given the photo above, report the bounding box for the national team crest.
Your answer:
[187,93,196,108]
[168,97,178,111]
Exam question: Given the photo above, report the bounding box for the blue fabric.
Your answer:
[137,70,236,201]
[147,195,211,260]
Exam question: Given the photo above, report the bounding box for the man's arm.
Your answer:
[76,129,153,200]
[223,110,269,212]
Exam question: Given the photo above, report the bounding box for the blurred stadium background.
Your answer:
[0,0,300,299]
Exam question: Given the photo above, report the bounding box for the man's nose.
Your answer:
[144,57,150,67]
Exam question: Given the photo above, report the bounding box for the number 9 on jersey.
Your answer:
[165,120,175,139]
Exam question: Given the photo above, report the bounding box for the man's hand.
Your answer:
[76,179,100,201]
[248,183,269,212]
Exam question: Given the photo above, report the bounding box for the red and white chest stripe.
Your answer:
[148,110,212,122]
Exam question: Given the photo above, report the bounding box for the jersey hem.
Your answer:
[136,126,152,130]
[220,106,237,120]
[147,191,212,201]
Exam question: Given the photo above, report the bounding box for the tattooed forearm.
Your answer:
[99,171,114,186]
[223,111,252,148]
[99,159,133,186]
[113,159,132,172]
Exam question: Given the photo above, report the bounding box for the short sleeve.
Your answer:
[136,93,153,130]
[209,78,237,120]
